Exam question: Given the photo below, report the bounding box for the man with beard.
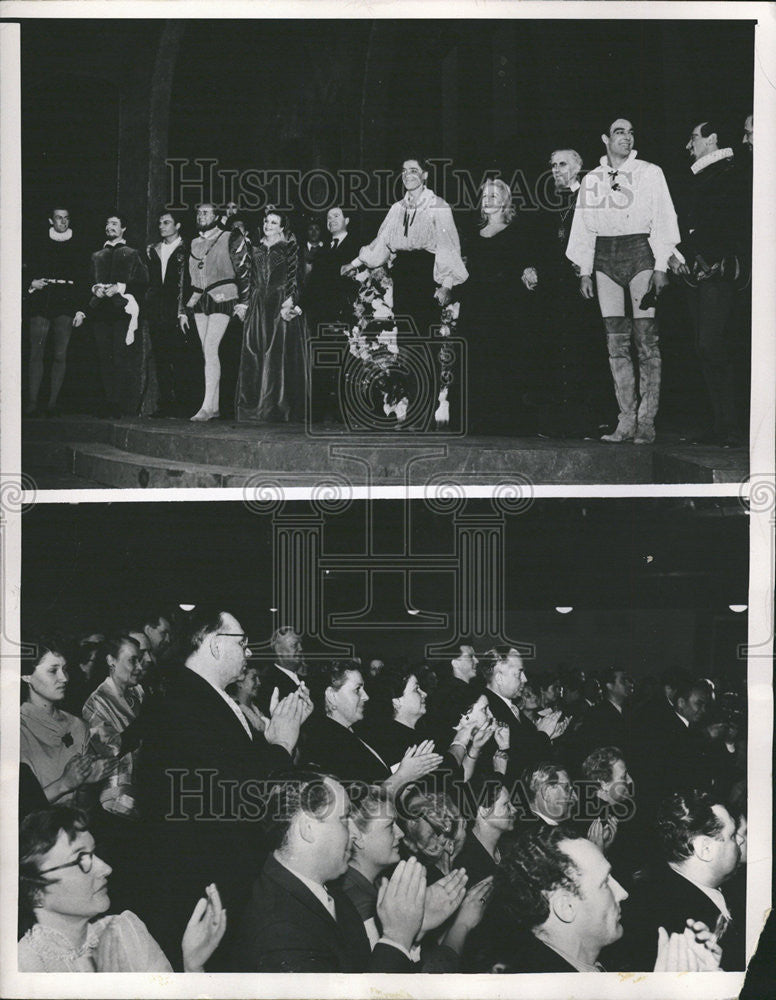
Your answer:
[87,213,149,417]
[180,202,250,422]
[668,120,750,446]
[567,118,681,445]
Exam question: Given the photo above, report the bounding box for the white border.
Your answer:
[1,3,774,999]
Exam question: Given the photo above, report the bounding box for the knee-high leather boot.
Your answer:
[633,317,661,444]
[601,317,637,443]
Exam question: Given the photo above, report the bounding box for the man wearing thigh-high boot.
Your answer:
[567,118,680,444]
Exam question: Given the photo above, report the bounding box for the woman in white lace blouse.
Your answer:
[18,806,225,972]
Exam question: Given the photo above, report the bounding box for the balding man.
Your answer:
[133,607,311,968]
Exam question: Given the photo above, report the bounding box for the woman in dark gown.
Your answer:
[236,208,306,422]
[461,179,540,435]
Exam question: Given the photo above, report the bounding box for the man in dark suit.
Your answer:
[464,825,629,972]
[234,769,423,971]
[633,673,713,817]
[257,625,306,714]
[144,210,192,417]
[301,206,360,423]
[421,644,480,747]
[88,213,149,416]
[131,607,311,968]
[577,667,635,761]
[480,646,551,783]
[619,790,745,970]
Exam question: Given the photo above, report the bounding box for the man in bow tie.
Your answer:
[566,118,681,445]
[88,214,149,417]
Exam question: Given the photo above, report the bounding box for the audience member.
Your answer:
[20,636,105,808]
[422,645,480,748]
[620,790,744,970]
[258,625,306,713]
[18,806,225,971]
[227,662,268,735]
[233,770,423,971]
[455,775,516,884]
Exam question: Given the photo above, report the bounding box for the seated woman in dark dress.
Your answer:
[455,775,517,886]
[461,178,540,435]
[356,664,430,768]
[302,660,443,792]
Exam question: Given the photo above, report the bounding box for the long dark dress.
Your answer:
[461,221,537,435]
[236,236,307,422]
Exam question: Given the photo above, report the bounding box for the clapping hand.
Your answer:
[421,868,468,933]
[377,856,426,952]
[494,723,510,751]
[653,920,721,972]
[264,687,310,755]
[470,717,497,751]
[393,740,444,787]
[587,817,618,852]
[440,875,494,954]
[521,266,538,291]
[181,883,227,972]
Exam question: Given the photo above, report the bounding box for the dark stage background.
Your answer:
[18,17,755,429]
[22,498,749,684]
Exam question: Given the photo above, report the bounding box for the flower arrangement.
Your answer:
[344,262,459,428]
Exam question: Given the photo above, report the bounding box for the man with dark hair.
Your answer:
[234,769,422,971]
[577,667,634,758]
[567,118,681,444]
[422,644,480,747]
[87,213,149,417]
[466,825,721,973]
[23,205,87,417]
[145,210,191,417]
[635,672,714,812]
[669,120,750,446]
[620,790,744,970]
[132,607,312,968]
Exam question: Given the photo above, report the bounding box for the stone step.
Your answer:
[652,444,748,484]
[22,415,748,487]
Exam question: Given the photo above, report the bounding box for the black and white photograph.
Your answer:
[0,3,774,1000]
[12,13,759,488]
[13,497,755,976]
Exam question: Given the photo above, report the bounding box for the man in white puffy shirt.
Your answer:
[566,118,680,445]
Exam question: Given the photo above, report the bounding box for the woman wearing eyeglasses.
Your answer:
[18,806,225,971]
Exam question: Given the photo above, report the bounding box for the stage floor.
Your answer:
[22,415,749,490]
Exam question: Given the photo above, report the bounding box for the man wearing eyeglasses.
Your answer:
[132,607,312,969]
[566,118,681,445]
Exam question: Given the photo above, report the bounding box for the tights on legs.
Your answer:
[194,313,230,415]
[28,314,72,409]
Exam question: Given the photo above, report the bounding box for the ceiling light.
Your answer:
[728,604,747,614]
[269,607,278,613]
[179,604,196,612]
[555,606,573,614]
[407,609,420,616]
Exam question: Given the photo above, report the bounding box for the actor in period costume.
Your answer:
[180,202,251,422]
[236,208,306,423]
[144,211,191,417]
[88,214,149,417]
[24,206,87,416]
[669,120,750,446]
[566,118,680,444]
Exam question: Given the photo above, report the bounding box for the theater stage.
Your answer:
[22,416,748,490]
